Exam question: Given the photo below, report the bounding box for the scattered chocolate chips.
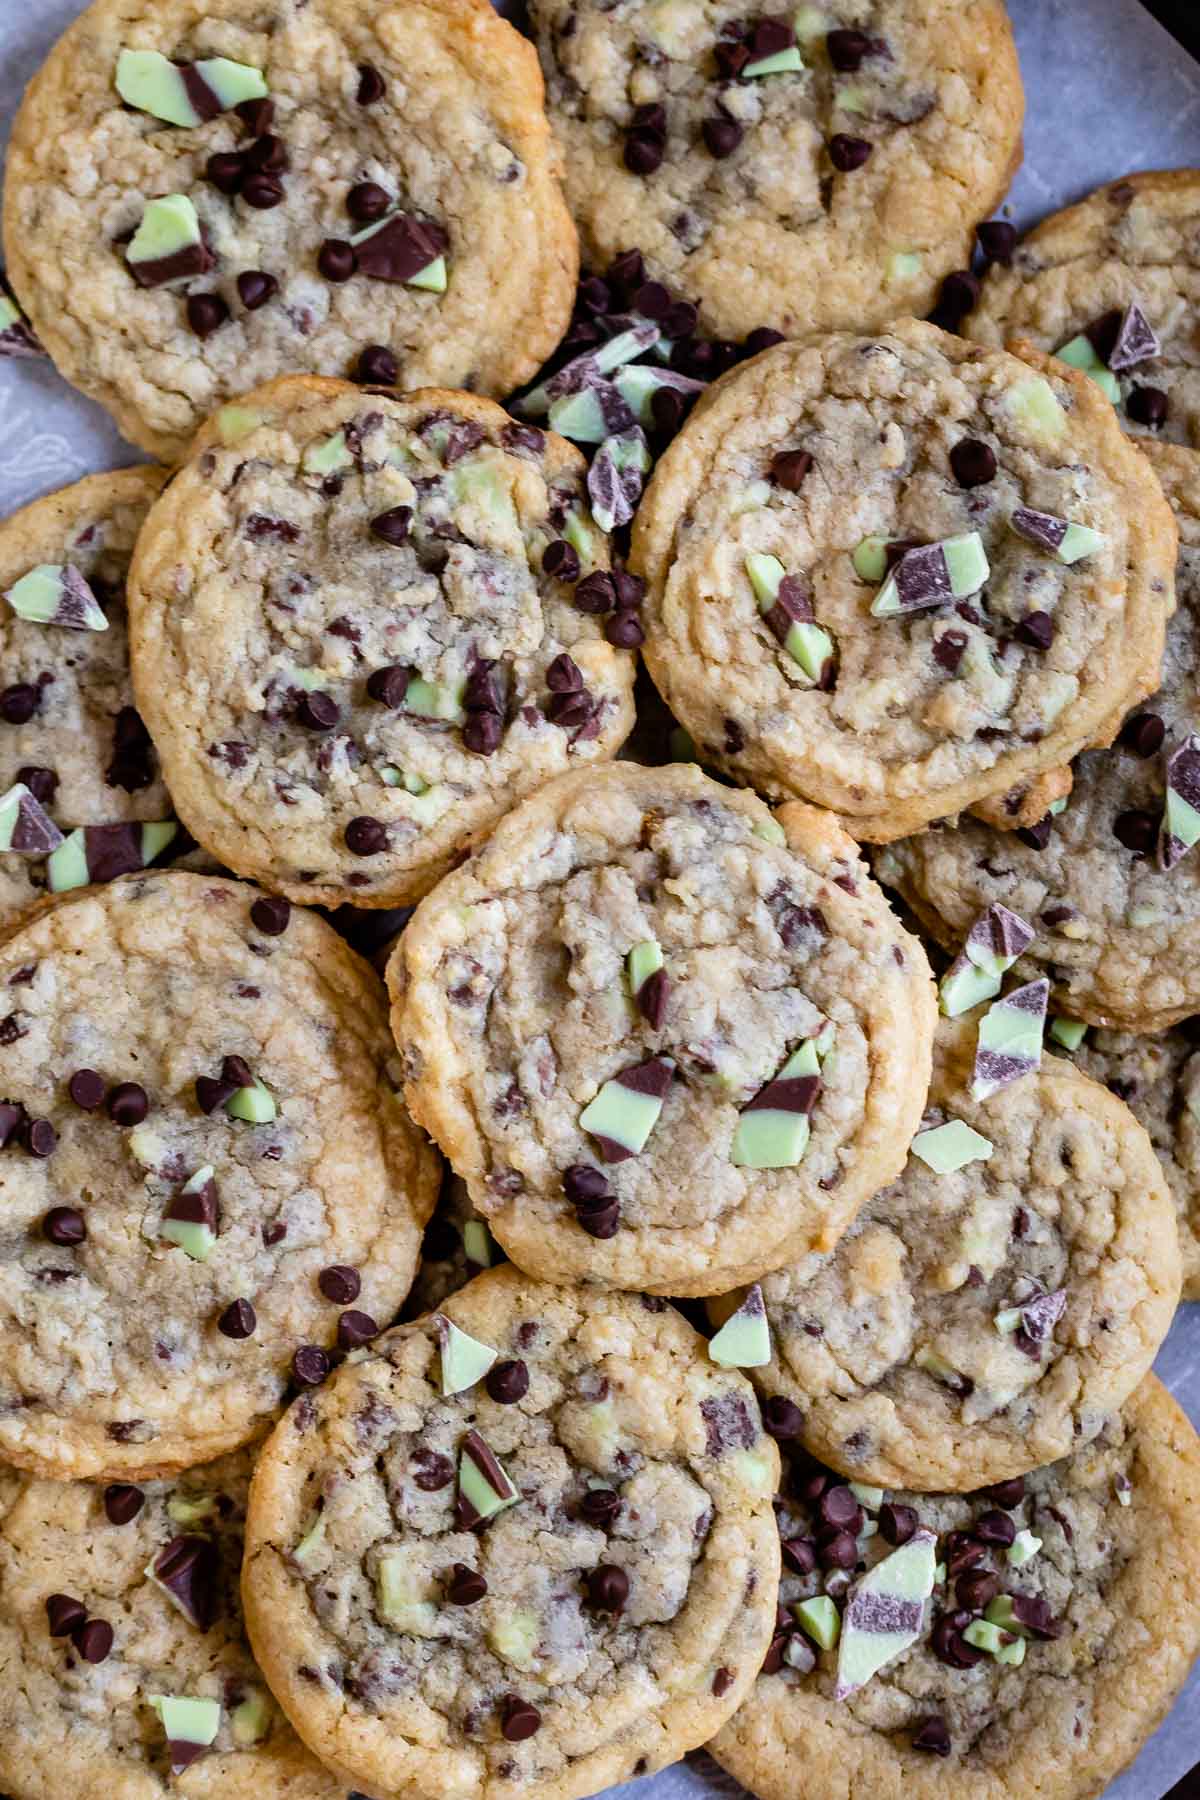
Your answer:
[486,1359,529,1404]
[242,171,284,209]
[770,448,813,491]
[107,707,156,791]
[949,438,996,488]
[817,1484,862,1532]
[1119,712,1165,758]
[186,292,229,339]
[318,239,357,282]
[370,506,412,546]
[103,1483,145,1525]
[237,270,279,310]
[575,571,616,614]
[1126,385,1168,429]
[345,817,388,856]
[206,150,246,194]
[46,1593,86,1637]
[447,1563,487,1605]
[500,1696,541,1742]
[974,1507,1017,1547]
[781,1535,817,1575]
[931,1608,983,1668]
[606,611,645,649]
[956,1568,1000,1612]
[542,539,581,582]
[624,103,667,175]
[828,134,872,171]
[218,1298,257,1339]
[356,63,386,104]
[337,1309,378,1350]
[292,1345,330,1387]
[347,181,391,223]
[235,96,275,135]
[977,220,1016,264]
[578,1486,620,1526]
[878,1502,918,1546]
[1017,815,1053,851]
[762,1395,804,1440]
[250,894,291,935]
[564,1163,619,1238]
[107,1082,148,1127]
[0,683,39,724]
[585,1564,630,1614]
[296,690,340,732]
[67,1068,105,1112]
[23,1117,56,1158]
[152,1534,220,1630]
[826,27,872,69]
[412,1448,454,1491]
[356,344,399,385]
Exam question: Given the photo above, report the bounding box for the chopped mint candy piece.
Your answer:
[914,1346,964,1389]
[872,534,988,617]
[0,783,64,856]
[754,818,786,846]
[126,194,211,288]
[1058,522,1105,564]
[848,1483,884,1511]
[940,903,1034,1016]
[456,1428,519,1526]
[1007,1529,1042,1567]
[230,1690,272,1748]
[910,1119,993,1174]
[792,1594,840,1651]
[167,1491,220,1526]
[149,1695,221,1776]
[302,431,352,476]
[939,958,1001,1016]
[793,4,829,37]
[627,939,665,1009]
[887,251,922,280]
[217,405,268,444]
[995,1633,1027,1667]
[44,820,176,892]
[1009,376,1066,442]
[408,256,448,293]
[743,45,804,75]
[834,1528,936,1699]
[784,619,835,681]
[746,553,786,607]
[614,364,705,426]
[731,479,772,515]
[971,978,1048,1101]
[141,821,178,864]
[1056,333,1103,374]
[1048,796,1069,817]
[982,1592,1061,1641]
[1160,734,1200,870]
[349,214,450,287]
[994,1306,1023,1335]
[520,325,660,416]
[563,510,596,569]
[161,1165,219,1260]
[1108,301,1159,373]
[580,1056,673,1162]
[380,767,428,794]
[376,1548,438,1633]
[5,563,108,630]
[708,1284,770,1367]
[437,1315,497,1396]
[548,385,619,444]
[731,1040,821,1168]
[783,1634,817,1672]
[116,48,266,127]
[406,675,465,723]
[226,1077,276,1124]
[292,1514,326,1567]
[1011,507,1103,564]
[0,290,42,358]
[852,537,889,583]
[1048,1017,1087,1051]
[593,325,663,375]
[46,830,89,893]
[1019,1287,1066,1344]
[462,1220,496,1267]
[588,428,651,533]
[1115,1474,1132,1507]
[963,1618,1007,1656]
[745,556,833,681]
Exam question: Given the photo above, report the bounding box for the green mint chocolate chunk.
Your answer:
[437,1315,498,1396]
[461,1220,496,1267]
[910,1119,993,1174]
[971,978,1048,1100]
[217,405,268,444]
[887,250,922,279]
[408,256,448,293]
[834,1527,936,1699]
[1161,734,1200,870]
[1048,1016,1087,1051]
[995,1633,1026,1666]
[783,619,833,681]
[406,675,465,723]
[848,1483,884,1510]
[596,324,662,373]
[580,1056,673,1161]
[959,902,1036,981]
[708,1284,771,1367]
[1055,334,1104,374]
[852,537,889,582]
[0,782,64,857]
[753,818,786,846]
[744,45,804,75]
[1007,1529,1042,1567]
[292,1514,326,1568]
[984,1594,1031,1638]
[46,830,89,894]
[457,1428,519,1525]
[793,4,829,38]
[167,1491,220,1526]
[5,562,108,630]
[563,510,596,569]
[993,1305,1023,1335]
[942,532,990,596]
[116,49,266,126]
[376,1548,438,1633]
[914,1345,962,1387]
[1057,523,1105,564]
[745,552,784,607]
[939,958,1000,1017]
[963,1618,1007,1656]
[1008,376,1067,443]
[548,387,611,443]
[730,1041,821,1169]
[141,821,178,864]
[126,194,209,287]
[200,55,269,108]
[302,431,352,476]
[627,939,664,997]
[149,1695,221,1774]
[230,1690,273,1748]
[226,1078,276,1124]
[792,1594,841,1651]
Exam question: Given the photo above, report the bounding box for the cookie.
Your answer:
[708,1374,1200,1800]
[528,0,1022,344]
[3,0,577,462]
[967,169,1200,449]
[242,1263,781,1800]
[0,1449,346,1799]
[127,377,637,910]
[632,321,1178,843]
[738,1014,1180,1493]
[875,442,1200,1030]
[390,761,937,1297]
[0,870,439,1481]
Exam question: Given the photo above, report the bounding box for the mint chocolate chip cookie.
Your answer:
[876,442,1200,1030]
[738,1015,1180,1493]
[389,761,936,1297]
[967,169,1200,448]
[633,321,1178,843]
[128,378,636,910]
[528,0,1022,344]
[242,1264,780,1800]
[0,1450,345,1799]
[3,0,577,461]
[0,870,438,1481]
[709,1375,1200,1800]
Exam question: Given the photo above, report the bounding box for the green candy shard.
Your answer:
[995,1633,1027,1667]
[595,325,662,374]
[939,959,1000,1017]
[887,251,923,280]
[971,978,1048,1101]
[910,1119,994,1174]
[580,1057,673,1161]
[457,1428,519,1525]
[408,256,448,293]
[0,297,17,330]
[852,537,889,583]
[230,1690,273,1748]
[1007,1529,1042,1567]
[708,1283,771,1367]
[5,563,108,630]
[437,1315,497,1396]
[745,552,785,606]
[127,194,205,278]
[834,1527,936,1699]
[943,533,990,595]
[871,532,989,618]
[46,830,89,893]
[462,1220,496,1267]
[380,767,429,795]
[783,619,833,680]
[166,1491,219,1526]
[1008,376,1066,442]
[1048,796,1069,817]
[753,818,786,846]
[743,45,804,75]
[963,1618,1007,1655]
[627,939,664,996]
[406,675,465,723]
[730,1038,822,1169]
[983,1594,1035,1639]
[292,1513,326,1567]
[548,388,610,443]
[302,431,352,476]
[489,1608,539,1667]
[1055,333,1103,374]
[730,478,772,516]
[941,903,1034,1016]
[914,1345,961,1386]
[993,1306,1023,1335]
[117,49,266,126]
[217,405,268,444]
[1057,523,1105,564]
[793,4,829,38]
[141,821,178,864]
[563,510,596,569]
[160,1162,218,1261]
[1048,1016,1087,1051]
[848,1482,884,1510]
[226,1078,276,1124]
[149,1695,221,1770]
[376,1548,438,1633]
[792,1594,840,1651]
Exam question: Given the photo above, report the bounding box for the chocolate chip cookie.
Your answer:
[741,1015,1180,1493]
[389,761,936,1297]
[709,1375,1200,1800]
[633,321,1178,842]
[0,1449,346,1798]
[128,378,637,910]
[3,0,577,461]
[875,442,1200,1030]
[967,169,1200,448]
[242,1264,780,1800]
[529,0,1022,344]
[0,870,439,1481]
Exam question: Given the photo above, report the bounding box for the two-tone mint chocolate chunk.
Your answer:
[970,978,1049,1101]
[0,290,43,359]
[437,1315,497,1396]
[939,903,1035,1016]
[520,323,661,415]
[612,364,706,427]
[547,381,636,445]
[116,48,267,127]
[730,1037,822,1168]
[1054,334,1121,404]
[1010,508,1104,564]
[160,1167,220,1261]
[745,554,834,683]
[0,782,64,856]
[47,821,178,892]
[834,1527,937,1698]
[145,1533,219,1629]
[455,1429,519,1527]
[871,533,989,617]
[1160,734,1200,870]
[1107,300,1160,373]
[708,1283,771,1367]
[910,1118,993,1174]
[149,1695,221,1775]
[627,939,669,1028]
[349,214,449,289]
[5,562,108,630]
[579,1056,673,1162]
[126,194,212,288]
[588,429,651,533]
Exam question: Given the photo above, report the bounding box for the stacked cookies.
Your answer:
[0,0,1199,1798]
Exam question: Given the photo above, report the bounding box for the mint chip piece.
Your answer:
[5,562,108,630]
[126,194,212,288]
[708,1284,771,1367]
[0,782,64,857]
[1160,734,1200,871]
[580,1056,673,1162]
[437,1315,498,1396]
[731,1038,822,1168]
[834,1527,936,1698]
[971,978,1048,1101]
[910,1119,993,1174]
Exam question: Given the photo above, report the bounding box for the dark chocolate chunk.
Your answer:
[74,1618,114,1664]
[912,1716,952,1756]
[500,1696,541,1742]
[218,1297,257,1339]
[152,1534,219,1630]
[485,1359,529,1404]
[1119,712,1165,758]
[949,438,996,488]
[828,134,872,171]
[1126,385,1168,429]
[356,344,399,385]
[103,1483,145,1525]
[370,506,413,545]
[44,1207,85,1245]
[770,448,813,491]
[356,64,386,104]
[250,895,291,935]
[447,1563,487,1605]
[319,1264,361,1305]
[46,1593,86,1637]
[762,1395,803,1440]
[345,817,388,856]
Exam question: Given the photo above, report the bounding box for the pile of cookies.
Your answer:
[0,0,1198,1796]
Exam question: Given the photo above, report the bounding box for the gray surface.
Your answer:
[0,0,1198,1794]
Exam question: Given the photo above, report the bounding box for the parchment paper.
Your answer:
[0,0,1198,1793]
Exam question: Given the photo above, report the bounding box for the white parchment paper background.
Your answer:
[1,0,1199,1794]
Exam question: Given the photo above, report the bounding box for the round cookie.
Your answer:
[708,1375,1200,1800]
[528,0,1022,344]
[390,761,937,1297]
[0,1449,346,1799]
[632,322,1178,842]
[0,870,439,1481]
[875,443,1200,1030]
[967,169,1200,449]
[128,378,637,910]
[242,1264,781,1800]
[742,1015,1181,1493]
[3,0,577,462]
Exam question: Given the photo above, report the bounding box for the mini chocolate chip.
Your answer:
[218,1298,257,1339]
[878,1502,918,1546]
[235,97,275,134]
[1119,712,1165,757]
[818,1528,858,1569]
[931,1609,983,1668]
[107,1082,148,1127]
[606,611,644,648]
[977,220,1016,264]
[251,895,291,935]
[296,690,340,731]
[743,327,783,356]
[206,150,245,194]
[1017,816,1053,851]
[237,270,279,310]
[356,344,399,385]
[932,629,968,673]
[337,1309,378,1350]
[370,506,412,545]
[979,1475,1026,1508]
[956,1568,1000,1612]
[500,1696,541,1742]
[1127,385,1168,429]
[702,115,742,158]
[1113,808,1157,855]
[712,1666,734,1696]
[0,684,39,724]
[412,1448,454,1490]
[44,1206,85,1246]
[781,1535,817,1574]
[1016,611,1055,650]
[762,1395,804,1440]
[585,1564,629,1613]
[624,131,665,176]
[949,438,996,488]
[486,1359,529,1404]
[292,1345,330,1387]
[242,172,284,209]
[46,1594,86,1637]
[187,293,229,338]
[245,134,289,174]
[974,1508,1016,1547]
[366,664,412,708]
[793,1470,830,1504]
[828,134,871,171]
[770,449,812,490]
[547,690,593,729]
[564,1164,609,1205]
[463,712,503,755]
[24,1119,56,1158]
[542,539,581,582]
[447,1563,487,1605]
[546,653,583,694]
[18,766,58,805]
[319,239,357,282]
[319,1264,361,1305]
[578,1486,620,1526]
[75,1619,114,1664]
[345,817,388,856]
[574,571,616,614]
[913,1716,952,1757]
[67,1068,105,1111]
[103,1483,145,1525]
[356,63,386,104]
[826,26,871,68]
[817,1484,861,1531]
[348,181,391,222]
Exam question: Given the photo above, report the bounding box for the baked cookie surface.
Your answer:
[390,761,936,1296]
[0,870,439,1481]
[242,1264,780,1800]
[3,0,577,460]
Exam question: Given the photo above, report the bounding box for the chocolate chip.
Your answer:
[67,1068,105,1112]
[296,690,340,732]
[245,134,289,175]
[366,664,412,708]
[447,1563,487,1605]
[712,1666,734,1696]
[250,895,291,936]
[828,134,871,171]
[546,654,583,695]
[548,690,594,729]
[578,1486,620,1526]
[345,817,388,856]
[18,766,58,806]
[817,1484,862,1531]
[577,1198,620,1239]
[949,438,996,488]
[237,270,279,310]
[370,506,412,545]
[564,1164,608,1204]
[878,1502,918,1546]
[762,1395,804,1440]
[575,571,616,614]
[500,1696,541,1742]
[0,684,39,724]
[977,220,1016,265]
[1119,712,1165,757]
[944,1531,986,1576]
[1113,808,1157,854]
[624,130,665,176]
[541,541,579,586]
[826,27,871,68]
[106,706,155,792]
[187,293,229,339]
[1017,816,1053,851]
[319,239,357,282]
[46,1593,86,1637]
[1016,611,1055,650]
[463,711,503,755]
[974,1508,1016,1547]
[0,1102,24,1149]
[107,1082,148,1127]
[770,448,813,490]
[319,1264,361,1304]
[486,1359,529,1404]
[152,1534,219,1631]
[702,116,742,158]
[1127,385,1168,429]
[103,1483,144,1525]
[356,344,399,385]
[819,1528,859,1570]
[206,151,246,193]
[931,1609,983,1668]
[75,1616,115,1664]
[412,1449,454,1491]
[235,97,275,135]
[356,63,386,104]
[242,172,284,209]
[781,1535,817,1574]
[348,181,391,223]
[913,1716,952,1757]
[932,629,968,674]
[218,1298,257,1339]
[956,1568,1000,1612]
[585,1564,629,1614]
[292,1345,330,1386]
[337,1309,378,1350]
[606,611,645,649]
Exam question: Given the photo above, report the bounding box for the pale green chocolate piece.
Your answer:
[302,431,352,476]
[848,1483,884,1510]
[548,388,609,443]
[627,939,664,994]
[5,563,108,630]
[1054,337,1121,404]
[743,45,804,75]
[489,1608,539,1668]
[159,1217,216,1262]
[126,194,204,278]
[46,831,89,893]
[1009,376,1067,442]
[887,251,923,280]
[457,1434,518,1523]
[406,675,466,723]
[230,1691,273,1748]
[462,1220,496,1267]
[745,552,785,607]
[994,1306,1023,1335]
[995,1634,1027,1667]
[141,821,179,864]
[116,48,266,127]
[984,1593,1036,1638]
[784,620,834,682]
[730,1039,821,1169]
[438,1316,497,1396]
[753,818,786,846]
[708,1284,770,1368]
[0,783,62,855]
[792,1595,840,1651]
[852,537,888,583]
[914,1346,962,1386]
[226,1079,277,1125]
[292,1514,326,1568]
[217,405,269,444]
[833,1528,936,1699]
[408,256,448,293]
[376,1548,438,1633]
[166,1491,220,1526]
[1007,1529,1042,1567]
[1057,522,1105,564]
[910,1119,993,1174]
[971,981,1047,1102]
[939,959,1000,1017]
[150,1695,221,1754]
[792,4,828,36]
[579,1066,671,1157]
[963,1618,1007,1656]
[942,532,990,596]
[563,510,596,569]
[1048,1017,1088,1051]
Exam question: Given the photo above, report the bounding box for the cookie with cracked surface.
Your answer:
[632,321,1178,842]
[0,870,439,1482]
[242,1263,781,1800]
[2,0,577,462]
[967,169,1200,449]
[0,1449,347,1799]
[128,378,636,910]
[708,1374,1200,1800]
[529,0,1022,344]
[389,761,936,1297]
[736,1015,1180,1493]
[875,443,1200,1031]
